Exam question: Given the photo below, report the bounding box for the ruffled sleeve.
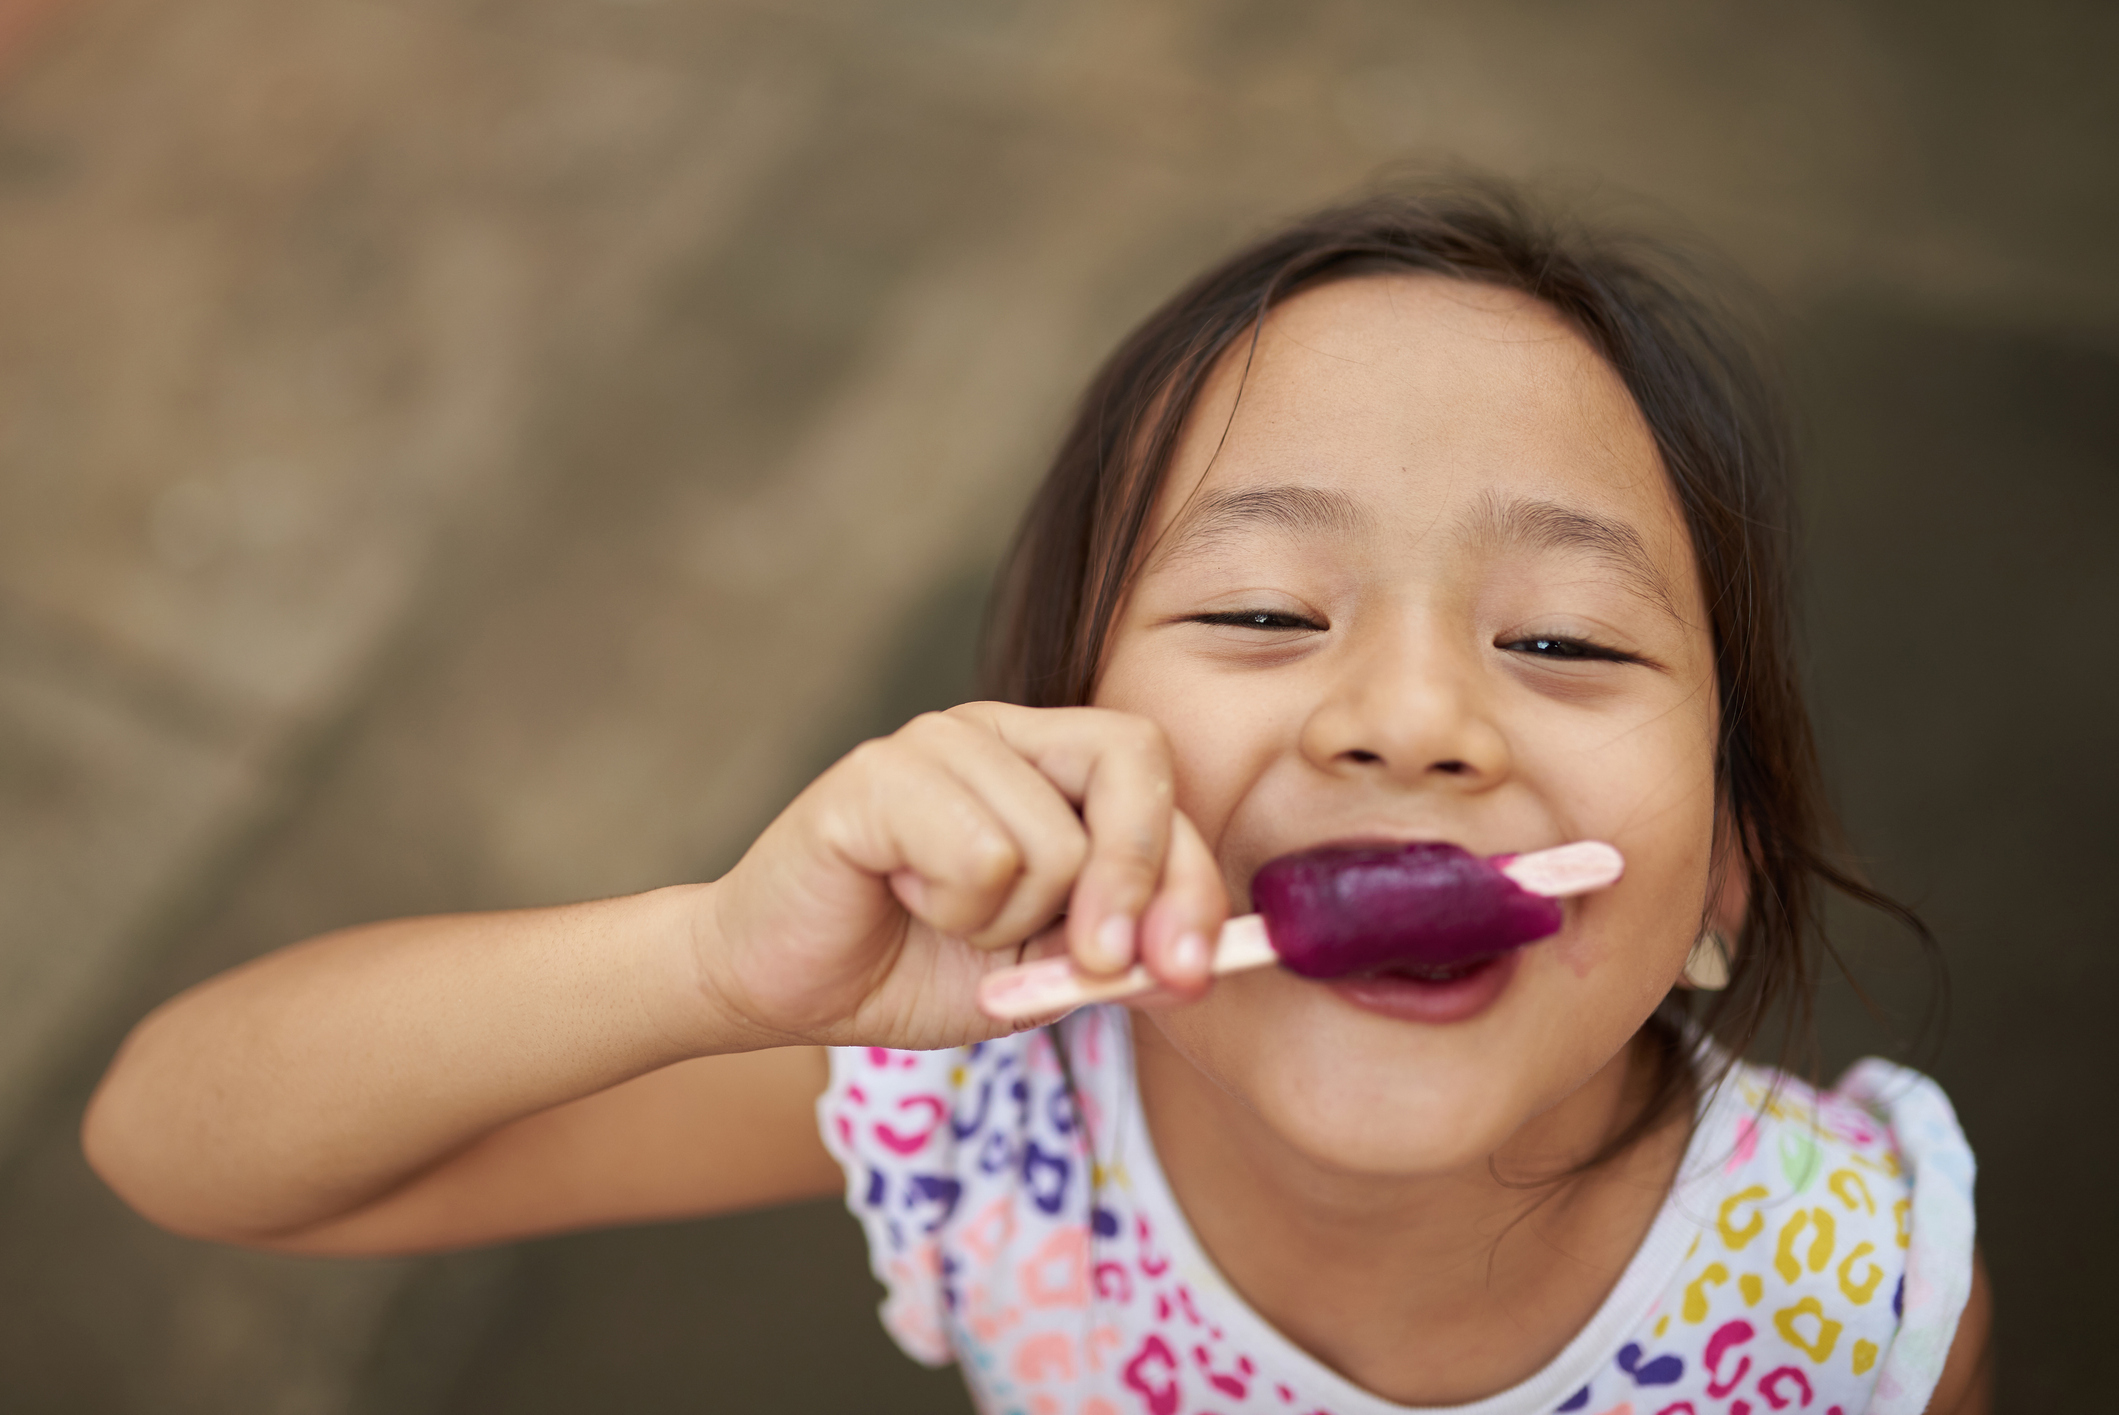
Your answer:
[1832,1058,1978,1414]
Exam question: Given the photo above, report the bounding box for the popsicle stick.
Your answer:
[1492,840,1625,897]
[976,916,1273,1022]
[975,840,1623,1023]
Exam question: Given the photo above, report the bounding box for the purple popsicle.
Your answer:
[1249,840,1563,979]
[974,839,1619,1023]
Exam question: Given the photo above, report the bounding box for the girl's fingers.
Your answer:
[959,704,1176,975]
[894,714,1088,951]
[1067,727,1175,974]
[851,703,1217,986]
[1137,809,1227,997]
[833,738,1026,942]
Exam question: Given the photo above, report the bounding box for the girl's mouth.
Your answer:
[1325,949,1520,1025]
[1380,957,1490,983]
[1251,839,1564,979]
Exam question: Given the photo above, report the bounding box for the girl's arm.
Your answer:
[83,704,1227,1255]
[1924,1247,1994,1414]
[81,888,832,1253]
[193,1047,840,1257]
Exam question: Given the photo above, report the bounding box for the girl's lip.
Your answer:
[1322,949,1522,1025]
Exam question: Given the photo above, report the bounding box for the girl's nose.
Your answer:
[1298,635,1512,790]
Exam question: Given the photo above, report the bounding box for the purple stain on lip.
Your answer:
[1250,840,1563,979]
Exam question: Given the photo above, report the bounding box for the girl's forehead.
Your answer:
[1155,273,1684,554]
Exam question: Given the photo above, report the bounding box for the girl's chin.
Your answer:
[1323,949,1523,1025]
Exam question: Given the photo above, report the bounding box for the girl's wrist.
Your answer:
[633,879,789,1058]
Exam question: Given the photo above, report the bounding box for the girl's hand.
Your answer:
[697,702,1228,1051]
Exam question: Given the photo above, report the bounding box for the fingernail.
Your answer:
[1170,931,1209,978]
[1092,914,1135,971]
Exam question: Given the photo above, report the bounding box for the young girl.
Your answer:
[83,186,1990,1414]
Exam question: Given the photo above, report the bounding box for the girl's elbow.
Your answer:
[78,1070,269,1248]
[79,1070,161,1224]
[80,1117,343,1253]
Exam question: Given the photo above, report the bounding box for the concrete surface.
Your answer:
[0,0,2110,1409]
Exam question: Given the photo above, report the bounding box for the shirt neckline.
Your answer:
[1100,1006,1747,1415]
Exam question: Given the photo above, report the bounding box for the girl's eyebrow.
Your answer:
[1463,491,1681,621]
[1149,485,1681,622]
[1150,484,1371,568]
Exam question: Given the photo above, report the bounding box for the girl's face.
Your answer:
[1095,274,1719,1176]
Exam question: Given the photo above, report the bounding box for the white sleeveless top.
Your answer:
[818,1006,1975,1415]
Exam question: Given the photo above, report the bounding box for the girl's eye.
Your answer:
[1190,610,1324,632]
[1501,635,1635,663]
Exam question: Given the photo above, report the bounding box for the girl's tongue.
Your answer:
[1250,840,1564,980]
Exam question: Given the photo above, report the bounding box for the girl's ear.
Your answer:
[1707,807,1751,941]
[1680,806,1751,991]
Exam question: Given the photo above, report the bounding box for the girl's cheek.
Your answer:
[1104,660,1273,848]
[1550,883,1690,987]
[1553,908,1615,980]
[1546,730,1717,983]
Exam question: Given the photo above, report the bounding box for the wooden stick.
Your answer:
[975,840,1623,1023]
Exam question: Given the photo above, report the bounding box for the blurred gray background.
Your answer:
[0,0,2111,1410]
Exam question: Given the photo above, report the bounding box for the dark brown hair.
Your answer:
[982,179,1930,1163]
